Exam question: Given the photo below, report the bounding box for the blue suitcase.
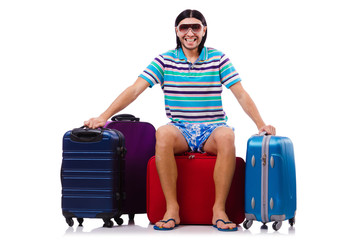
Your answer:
[243,133,296,231]
[61,126,126,228]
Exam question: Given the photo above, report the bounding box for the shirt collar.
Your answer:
[177,47,187,60]
[177,47,208,62]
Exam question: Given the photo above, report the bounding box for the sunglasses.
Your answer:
[177,23,204,34]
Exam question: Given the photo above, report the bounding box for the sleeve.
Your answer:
[219,54,242,89]
[139,55,164,88]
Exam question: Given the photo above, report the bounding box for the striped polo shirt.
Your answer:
[139,47,241,123]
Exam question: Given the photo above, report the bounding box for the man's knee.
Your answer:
[156,125,182,148]
[156,125,188,153]
[213,127,235,148]
[204,127,235,154]
[156,126,174,143]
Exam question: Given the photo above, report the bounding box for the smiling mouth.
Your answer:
[185,38,197,43]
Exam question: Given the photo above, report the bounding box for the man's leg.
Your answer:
[203,126,237,230]
[154,125,189,229]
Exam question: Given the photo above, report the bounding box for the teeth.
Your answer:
[186,38,196,43]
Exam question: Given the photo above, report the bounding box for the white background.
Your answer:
[1,0,361,239]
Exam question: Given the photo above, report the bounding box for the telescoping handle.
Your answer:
[70,126,104,142]
[111,114,140,122]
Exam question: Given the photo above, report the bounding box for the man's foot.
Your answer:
[154,218,179,230]
[213,219,238,231]
[154,209,180,230]
[212,210,238,231]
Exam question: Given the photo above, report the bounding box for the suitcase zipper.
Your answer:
[261,135,271,223]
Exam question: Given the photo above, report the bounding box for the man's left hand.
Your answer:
[258,125,276,136]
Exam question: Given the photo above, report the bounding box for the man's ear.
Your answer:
[203,26,207,36]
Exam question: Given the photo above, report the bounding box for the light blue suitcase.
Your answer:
[243,133,296,231]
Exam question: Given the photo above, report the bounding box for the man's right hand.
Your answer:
[84,116,107,129]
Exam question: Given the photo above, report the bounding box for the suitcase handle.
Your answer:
[111,114,140,122]
[259,131,268,136]
[70,126,103,142]
[181,152,215,157]
[252,131,269,137]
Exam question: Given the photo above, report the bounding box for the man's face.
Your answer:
[176,18,207,52]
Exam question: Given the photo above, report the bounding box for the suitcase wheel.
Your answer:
[128,213,135,221]
[272,221,282,231]
[114,217,124,226]
[77,218,84,227]
[103,218,114,228]
[261,223,268,230]
[289,217,295,226]
[243,220,253,230]
[66,218,74,227]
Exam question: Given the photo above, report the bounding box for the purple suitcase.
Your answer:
[104,114,156,220]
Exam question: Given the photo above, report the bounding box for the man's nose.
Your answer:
[185,28,195,36]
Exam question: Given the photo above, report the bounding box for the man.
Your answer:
[85,9,275,231]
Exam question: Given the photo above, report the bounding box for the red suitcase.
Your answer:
[147,152,245,225]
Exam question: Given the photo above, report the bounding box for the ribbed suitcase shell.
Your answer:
[244,135,296,230]
[147,153,245,225]
[61,127,125,227]
[104,114,156,218]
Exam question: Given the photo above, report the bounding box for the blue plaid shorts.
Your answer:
[168,122,234,152]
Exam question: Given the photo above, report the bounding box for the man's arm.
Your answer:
[230,82,276,135]
[84,77,150,129]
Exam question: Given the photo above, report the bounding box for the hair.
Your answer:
[175,9,207,54]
